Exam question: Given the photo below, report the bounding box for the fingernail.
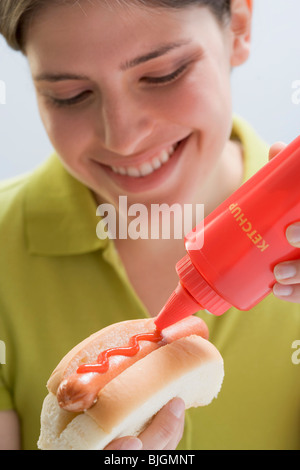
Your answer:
[274,264,297,280]
[119,438,143,450]
[273,283,294,297]
[286,224,300,245]
[168,398,185,419]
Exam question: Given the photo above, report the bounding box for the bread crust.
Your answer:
[87,335,223,432]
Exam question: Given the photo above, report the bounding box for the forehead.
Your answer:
[25,2,217,75]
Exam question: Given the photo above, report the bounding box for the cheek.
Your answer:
[39,104,94,168]
[152,70,231,131]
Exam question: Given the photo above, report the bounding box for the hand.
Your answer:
[269,142,300,304]
[104,397,185,450]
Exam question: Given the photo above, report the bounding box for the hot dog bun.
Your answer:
[38,317,224,450]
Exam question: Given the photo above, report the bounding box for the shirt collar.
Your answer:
[231,114,269,182]
[25,154,107,256]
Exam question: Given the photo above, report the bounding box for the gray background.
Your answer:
[0,0,299,180]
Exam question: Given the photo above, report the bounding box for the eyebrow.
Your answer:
[120,39,192,71]
[34,72,89,82]
[34,39,192,82]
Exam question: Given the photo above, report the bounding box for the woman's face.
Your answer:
[26,1,248,208]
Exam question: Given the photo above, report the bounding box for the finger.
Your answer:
[273,283,300,304]
[273,261,300,285]
[286,223,300,248]
[268,142,286,161]
[104,436,143,450]
[139,398,185,450]
[162,407,185,450]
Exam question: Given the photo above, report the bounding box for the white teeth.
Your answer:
[127,167,141,177]
[167,146,175,156]
[152,157,162,170]
[160,150,169,164]
[140,162,155,177]
[110,144,178,178]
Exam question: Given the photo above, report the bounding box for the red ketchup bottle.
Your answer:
[155,135,300,330]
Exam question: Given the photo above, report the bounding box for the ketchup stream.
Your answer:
[76,330,163,375]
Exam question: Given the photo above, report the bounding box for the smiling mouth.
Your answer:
[106,141,181,178]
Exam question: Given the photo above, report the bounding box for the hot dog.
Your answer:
[38,316,224,450]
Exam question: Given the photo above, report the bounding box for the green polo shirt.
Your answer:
[0,116,299,450]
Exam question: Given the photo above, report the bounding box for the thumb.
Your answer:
[268,142,286,161]
[104,436,143,450]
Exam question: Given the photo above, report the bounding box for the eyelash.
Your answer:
[141,63,188,86]
[49,90,92,108]
[49,63,189,108]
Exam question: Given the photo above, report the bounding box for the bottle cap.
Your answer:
[155,255,231,330]
[176,255,232,315]
[155,282,202,330]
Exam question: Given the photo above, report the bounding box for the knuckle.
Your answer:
[156,422,176,443]
[155,412,183,444]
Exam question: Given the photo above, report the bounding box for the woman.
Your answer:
[0,0,299,450]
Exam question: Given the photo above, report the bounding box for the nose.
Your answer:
[99,91,154,156]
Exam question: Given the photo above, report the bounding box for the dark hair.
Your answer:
[131,1,231,22]
[0,0,231,53]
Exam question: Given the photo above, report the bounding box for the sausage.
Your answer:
[56,316,208,412]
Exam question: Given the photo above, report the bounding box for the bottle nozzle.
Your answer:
[154,282,203,330]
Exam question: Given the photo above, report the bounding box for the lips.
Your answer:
[92,136,190,194]
[110,144,179,178]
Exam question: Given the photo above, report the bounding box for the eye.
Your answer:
[141,63,188,86]
[48,90,92,108]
